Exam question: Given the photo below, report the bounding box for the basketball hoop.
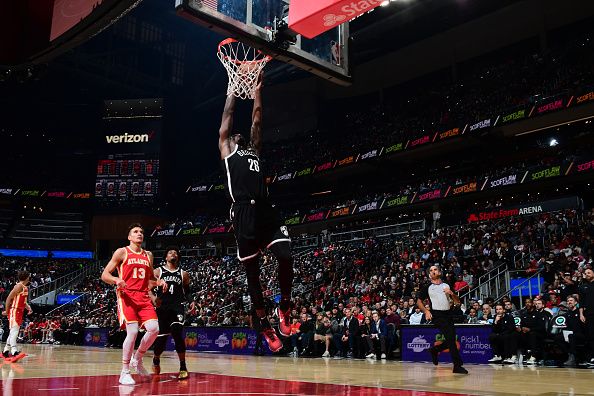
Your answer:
[217,38,272,100]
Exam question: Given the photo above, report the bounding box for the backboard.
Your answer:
[175,0,350,85]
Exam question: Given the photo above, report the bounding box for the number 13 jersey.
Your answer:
[222,145,267,203]
[119,247,151,292]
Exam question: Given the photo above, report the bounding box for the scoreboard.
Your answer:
[97,100,163,205]
[95,157,159,200]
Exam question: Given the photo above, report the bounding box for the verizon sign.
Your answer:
[105,132,152,144]
[289,0,382,39]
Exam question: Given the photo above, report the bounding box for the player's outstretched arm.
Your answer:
[2,283,23,316]
[250,71,263,156]
[101,248,126,287]
[219,94,236,159]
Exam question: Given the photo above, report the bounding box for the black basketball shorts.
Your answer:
[156,305,185,335]
[231,200,291,261]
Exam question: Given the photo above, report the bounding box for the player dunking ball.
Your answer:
[101,223,167,385]
[151,246,192,380]
[2,271,32,362]
[417,265,468,374]
[218,72,293,352]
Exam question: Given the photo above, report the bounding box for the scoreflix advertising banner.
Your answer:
[401,325,493,364]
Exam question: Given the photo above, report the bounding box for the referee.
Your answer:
[417,265,468,374]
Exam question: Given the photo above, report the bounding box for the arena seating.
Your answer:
[10,211,86,242]
[29,207,592,364]
[181,30,594,181]
[159,135,593,235]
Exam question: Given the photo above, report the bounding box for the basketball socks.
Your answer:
[6,327,19,356]
[136,321,159,360]
[122,323,139,372]
[180,359,187,371]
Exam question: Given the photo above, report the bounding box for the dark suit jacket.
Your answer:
[370,319,387,336]
[341,316,360,336]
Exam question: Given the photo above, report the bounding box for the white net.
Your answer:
[217,38,271,100]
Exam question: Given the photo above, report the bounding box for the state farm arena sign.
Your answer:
[467,197,581,223]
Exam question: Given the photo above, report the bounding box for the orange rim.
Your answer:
[217,38,272,65]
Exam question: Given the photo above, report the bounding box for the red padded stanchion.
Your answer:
[288,0,383,39]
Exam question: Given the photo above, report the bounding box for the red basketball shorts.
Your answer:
[116,290,157,329]
[9,308,24,329]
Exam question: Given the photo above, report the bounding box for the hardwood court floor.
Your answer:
[1,345,593,395]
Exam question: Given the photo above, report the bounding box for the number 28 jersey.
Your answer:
[118,247,151,292]
[222,145,267,202]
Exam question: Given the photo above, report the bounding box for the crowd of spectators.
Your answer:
[259,208,593,364]
[5,207,592,367]
[0,257,89,301]
[155,131,592,235]
[151,206,590,365]
[184,30,594,178]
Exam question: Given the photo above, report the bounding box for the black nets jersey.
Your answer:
[222,145,267,202]
[156,266,185,308]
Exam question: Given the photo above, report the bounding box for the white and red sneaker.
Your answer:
[275,307,291,337]
[5,352,26,363]
[261,328,283,352]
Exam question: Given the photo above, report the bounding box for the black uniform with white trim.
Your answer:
[155,266,186,335]
[222,145,291,261]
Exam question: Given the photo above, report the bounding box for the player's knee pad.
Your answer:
[125,323,139,337]
[144,320,159,335]
[171,326,186,353]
